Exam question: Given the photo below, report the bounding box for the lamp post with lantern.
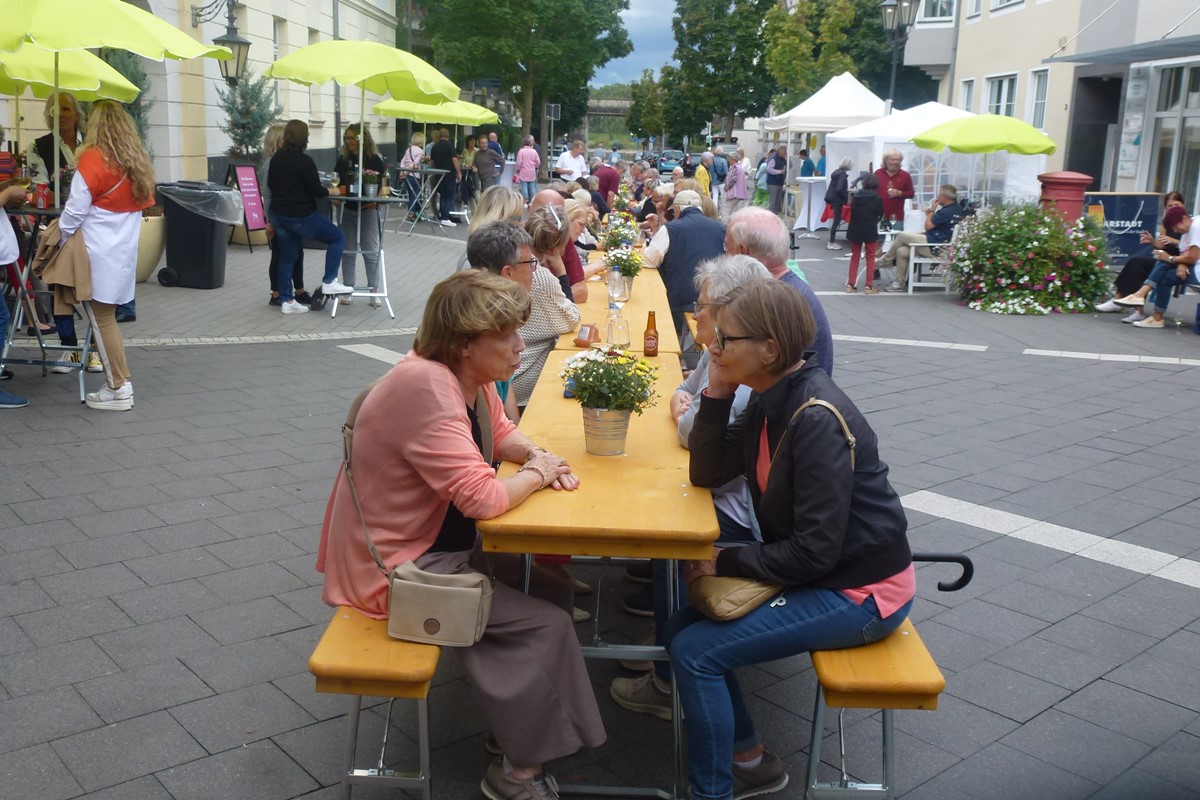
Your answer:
[191,0,250,86]
[880,0,920,109]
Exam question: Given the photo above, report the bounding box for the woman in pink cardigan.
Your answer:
[515,135,542,205]
[317,269,604,800]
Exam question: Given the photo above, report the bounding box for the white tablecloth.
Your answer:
[791,177,829,232]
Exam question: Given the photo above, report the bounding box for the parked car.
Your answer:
[657,149,684,175]
[684,152,708,178]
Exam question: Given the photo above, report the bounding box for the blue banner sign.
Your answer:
[1084,192,1162,265]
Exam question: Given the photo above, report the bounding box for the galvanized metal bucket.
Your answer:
[581,407,631,456]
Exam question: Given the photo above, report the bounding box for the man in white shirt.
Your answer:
[0,184,30,408]
[554,140,588,182]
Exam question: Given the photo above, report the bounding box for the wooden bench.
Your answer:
[806,553,973,799]
[309,607,441,800]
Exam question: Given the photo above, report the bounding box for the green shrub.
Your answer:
[948,204,1109,315]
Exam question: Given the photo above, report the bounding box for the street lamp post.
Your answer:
[191,0,251,86]
[880,0,920,108]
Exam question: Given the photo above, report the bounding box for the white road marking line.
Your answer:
[1022,348,1200,366]
[338,343,407,364]
[833,334,988,352]
[902,490,1200,589]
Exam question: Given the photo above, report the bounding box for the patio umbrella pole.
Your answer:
[358,88,365,282]
[53,53,60,208]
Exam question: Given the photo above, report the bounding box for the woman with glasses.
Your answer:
[334,123,386,307]
[670,278,914,800]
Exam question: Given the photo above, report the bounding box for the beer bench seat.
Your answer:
[309,606,441,800]
[807,618,944,799]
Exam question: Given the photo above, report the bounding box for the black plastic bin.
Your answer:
[156,181,244,289]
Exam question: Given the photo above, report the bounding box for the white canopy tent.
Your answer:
[826,102,975,181]
[762,72,887,134]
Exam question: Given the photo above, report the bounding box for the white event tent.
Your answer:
[826,101,974,180]
[762,72,887,134]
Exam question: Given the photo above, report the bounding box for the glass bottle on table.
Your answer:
[643,311,658,357]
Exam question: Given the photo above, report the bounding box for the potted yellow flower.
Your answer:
[560,347,659,455]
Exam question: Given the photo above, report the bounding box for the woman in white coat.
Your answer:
[58,101,155,411]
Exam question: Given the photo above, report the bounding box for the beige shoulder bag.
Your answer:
[688,398,857,621]
[342,380,494,647]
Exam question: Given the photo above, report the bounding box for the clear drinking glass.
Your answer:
[606,317,631,348]
[607,268,629,312]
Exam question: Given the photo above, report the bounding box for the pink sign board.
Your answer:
[234,164,266,231]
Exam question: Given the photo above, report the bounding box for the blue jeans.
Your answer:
[665,589,912,800]
[519,180,537,203]
[437,174,457,221]
[404,175,424,217]
[269,210,344,301]
[1148,264,1200,314]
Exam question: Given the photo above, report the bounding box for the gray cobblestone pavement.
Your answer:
[1,220,1199,799]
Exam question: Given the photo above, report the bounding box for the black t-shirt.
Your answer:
[431,140,458,173]
[267,148,329,217]
[334,152,386,206]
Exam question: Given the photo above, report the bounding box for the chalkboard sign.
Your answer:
[231,164,266,232]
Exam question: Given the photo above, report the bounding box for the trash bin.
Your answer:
[156,181,244,289]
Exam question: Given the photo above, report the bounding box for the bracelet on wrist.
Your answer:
[516,463,549,488]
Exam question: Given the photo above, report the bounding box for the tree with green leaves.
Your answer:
[670,0,777,137]
[628,69,667,145]
[102,49,154,153]
[417,0,631,143]
[764,2,818,112]
[216,67,282,162]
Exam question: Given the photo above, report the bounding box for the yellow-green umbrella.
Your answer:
[0,0,231,203]
[372,97,498,126]
[266,40,459,204]
[911,114,1057,155]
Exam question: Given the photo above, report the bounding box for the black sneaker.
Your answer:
[732,750,788,799]
[268,296,282,306]
[625,561,653,584]
[294,291,314,305]
[621,586,654,617]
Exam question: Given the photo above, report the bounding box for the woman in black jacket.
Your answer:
[845,173,885,293]
[670,279,913,800]
[825,157,851,250]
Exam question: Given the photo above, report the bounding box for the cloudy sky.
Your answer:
[591,0,676,87]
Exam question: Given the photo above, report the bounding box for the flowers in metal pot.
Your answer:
[603,217,639,251]
[361,169,381,185]
[603,246,644,279]
[560,347,659,414]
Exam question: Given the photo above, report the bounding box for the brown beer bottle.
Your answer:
[644,311,659,357]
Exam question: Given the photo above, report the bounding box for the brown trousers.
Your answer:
[82,301,130,389]
[415,546,606,767]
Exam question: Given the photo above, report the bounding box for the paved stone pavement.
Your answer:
[2,218,1200,800]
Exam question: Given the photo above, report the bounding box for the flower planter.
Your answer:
[582,408,631,456]
[136,214,165,283]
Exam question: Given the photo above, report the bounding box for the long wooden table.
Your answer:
[555,267,682,355]
[477,351,717,800]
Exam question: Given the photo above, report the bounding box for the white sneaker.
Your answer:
[826,243,842,251]
[281,299,310,314]
[86,351,103,373]
[439,219,456,227]
[370,296,382,308]
[1094,299,1122,313]
[321,280,353,295]
[85,381,133,411]
[1120,310,1146,324]
[339,294,352,304]
[51,351,80,374]
[1132,317,1165,328]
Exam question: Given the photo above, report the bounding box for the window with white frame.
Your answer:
[960,79,975,112]
[273,18,285,110]
[1029,70,1048,129]
[308,29,320,117]
[987,74,1017,116]
[990,0,1022,9]
[967,0,981,14]
[922,0,955,19]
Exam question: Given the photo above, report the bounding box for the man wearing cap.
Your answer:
[644,189,725,340]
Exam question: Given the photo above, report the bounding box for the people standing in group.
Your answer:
[880,184,962,293]
[334,123,385,308]
[874,149,914,224]
[429,128,461,227]
[816,145,827,177]
[824,157,852,251]
[27,92,85,183]
[398,131,427,222]
[753,151,771,208]
[609,144,621,166]
[711,146,728,206]
[317,268,604,800]
[694,153,713,198]
[261,123,310,307]
[723,154,748,218]
[487,131,505,159]
[57,101,156,411]
[676,278,913,800]
[515,136,541,204]
[267,119,350,314]
[459,135,478,209]
[473,137,505,194]
[554,140,588,182]
[765,146,787,214]
[845,173,884,294]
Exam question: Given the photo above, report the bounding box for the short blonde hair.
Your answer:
[470,185,525,232]
[713,279,816,375]
[564,198,589,221]
[411,131,426,147]
[413,270,531,368]
[526,206,571,256]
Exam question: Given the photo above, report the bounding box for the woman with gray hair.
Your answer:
[611,253,772,715]
[824,157,853,251]
[27,92,86,184]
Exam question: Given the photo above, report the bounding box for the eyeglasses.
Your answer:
[510,258,539,270]
[713,326,759,351]
[344,136,359,142]
[692,301,709,315]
